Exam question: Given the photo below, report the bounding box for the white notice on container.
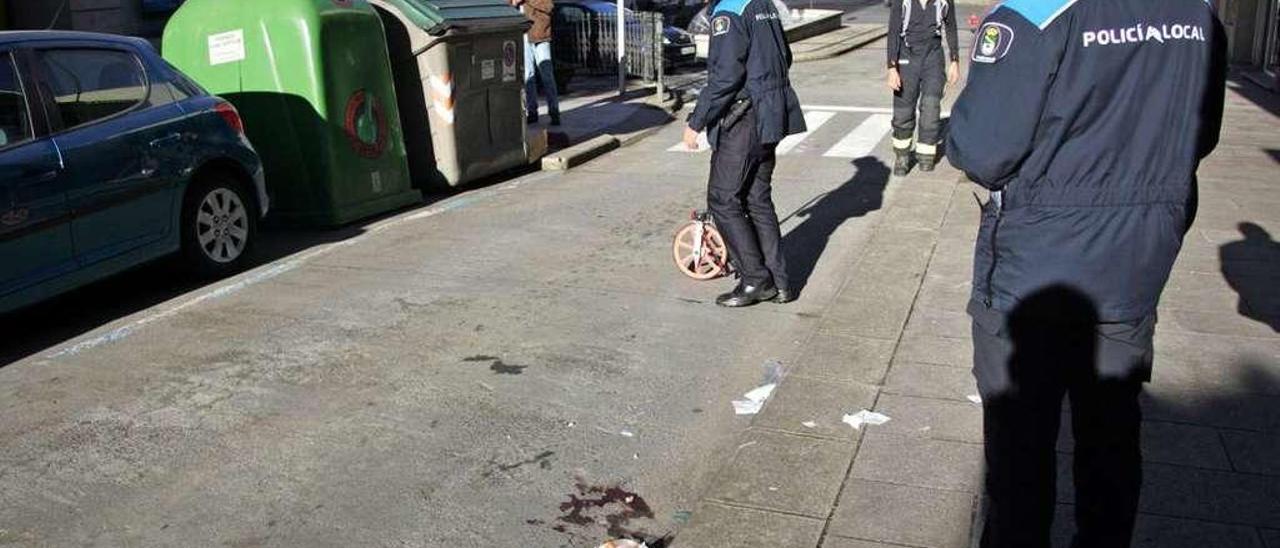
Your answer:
[481,59,496,80]
[208,30,246,66]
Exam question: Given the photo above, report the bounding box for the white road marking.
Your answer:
[802,105,895,114]
[823,113,893,159]
[775,110,836,155]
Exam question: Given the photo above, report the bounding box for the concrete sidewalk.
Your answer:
[674,77,1280,548]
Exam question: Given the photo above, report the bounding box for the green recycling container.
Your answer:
[369,0,531,189]
[162,0,422,227]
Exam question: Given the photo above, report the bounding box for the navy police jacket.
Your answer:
[688,0,806,145]
[948,0,1227,322]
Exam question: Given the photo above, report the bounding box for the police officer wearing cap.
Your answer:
[947,0,1226,543]
[683,0,806,308]
[887,0,960,176]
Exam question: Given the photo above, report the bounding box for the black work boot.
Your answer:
[918,153,937,172]
[549,111,561,126]
[893,148,912,177]
[526,112,538,124]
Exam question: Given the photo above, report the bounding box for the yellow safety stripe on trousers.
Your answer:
[915,142,938,155]
[892,137,914,150]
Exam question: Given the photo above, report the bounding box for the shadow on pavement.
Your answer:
[1229,73,1280,119]
[1219,222,1280,333]
[973,284,1280,546]
[780,156,890,292]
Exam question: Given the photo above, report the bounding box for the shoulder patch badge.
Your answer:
[712,15,731,36]
[972,22,1014,63]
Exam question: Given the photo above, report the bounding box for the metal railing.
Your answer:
[552,11,665,82]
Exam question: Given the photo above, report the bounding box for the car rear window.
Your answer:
[37,48,148,130]
[0,52,33,148]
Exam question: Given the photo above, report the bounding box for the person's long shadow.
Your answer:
[781,156,890,293]
[1219,222,1280,332]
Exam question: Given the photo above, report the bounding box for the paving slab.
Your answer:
[850,432,983,493]
[874,393,983,444]
[1055,419,1232,471]
[1051,506,1267,548]
[704,429,856,517]
[883,361,979,402]
[1057,462,1280,528]
[891,333,972,369]
[674,502,825,548]
[827,480,975,548]
[755,376,879,441]
[821,537,908,548]
[794,333,897,385]
[1220,430,1280,476]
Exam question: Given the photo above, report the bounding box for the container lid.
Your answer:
[377,0,530,35]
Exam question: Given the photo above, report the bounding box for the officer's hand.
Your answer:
[683,126,701,150]
[947,61,961,86]
[887,68,902,92]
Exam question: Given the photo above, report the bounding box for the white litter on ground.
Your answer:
[620,429,635,438]
[801,421,818,428]
[842,410,891,430]
[598,540,647,548]
[967,394,983,405]
[731,383,777,415]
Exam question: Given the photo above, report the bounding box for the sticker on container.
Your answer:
[481,59,496,80]
[502,41,518,82]
[343,90,389,159]
[207,29,246,66]
[371,171,383,193]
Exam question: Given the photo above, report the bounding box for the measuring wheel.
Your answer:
[672,217,730,280]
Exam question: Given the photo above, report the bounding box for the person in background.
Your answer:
[886,0,960,176]
[515,0,560,126]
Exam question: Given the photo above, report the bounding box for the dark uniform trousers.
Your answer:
[971,299,1153,548]
[707,104,788,290]
[892,41,946,150]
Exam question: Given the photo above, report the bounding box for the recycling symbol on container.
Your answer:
[343,89,389,159]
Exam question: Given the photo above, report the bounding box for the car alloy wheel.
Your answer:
[195,187,250,264]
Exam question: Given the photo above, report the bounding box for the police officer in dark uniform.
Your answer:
[947,0,1226,544]
[683,0,806,307]
[887,0,960,175]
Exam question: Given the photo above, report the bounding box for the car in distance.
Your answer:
[0,31,268,314]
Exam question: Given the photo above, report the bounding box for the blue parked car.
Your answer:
[0,31,268,314]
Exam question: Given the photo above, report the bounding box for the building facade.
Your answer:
[2,0,184,39]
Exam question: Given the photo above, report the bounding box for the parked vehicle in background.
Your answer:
[0,31,268,315]
[551,0,697,89]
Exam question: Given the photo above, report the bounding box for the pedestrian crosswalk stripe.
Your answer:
[665,108,902,158]
[801,105,895,114]
[823,114,893,159]
[775,110,835,155]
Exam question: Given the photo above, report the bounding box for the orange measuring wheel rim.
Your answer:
[673,221,730,280]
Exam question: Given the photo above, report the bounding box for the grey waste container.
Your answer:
[371,0,532,190]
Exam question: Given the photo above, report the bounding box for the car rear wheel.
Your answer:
[181,172,256,277]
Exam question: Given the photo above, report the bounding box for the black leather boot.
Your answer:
[716,282,779,308]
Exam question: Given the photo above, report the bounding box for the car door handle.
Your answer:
[149,133,183,147]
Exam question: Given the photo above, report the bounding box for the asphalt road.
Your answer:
[0,6,965,546]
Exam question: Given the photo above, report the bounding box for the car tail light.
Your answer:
[214,101,245,136]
